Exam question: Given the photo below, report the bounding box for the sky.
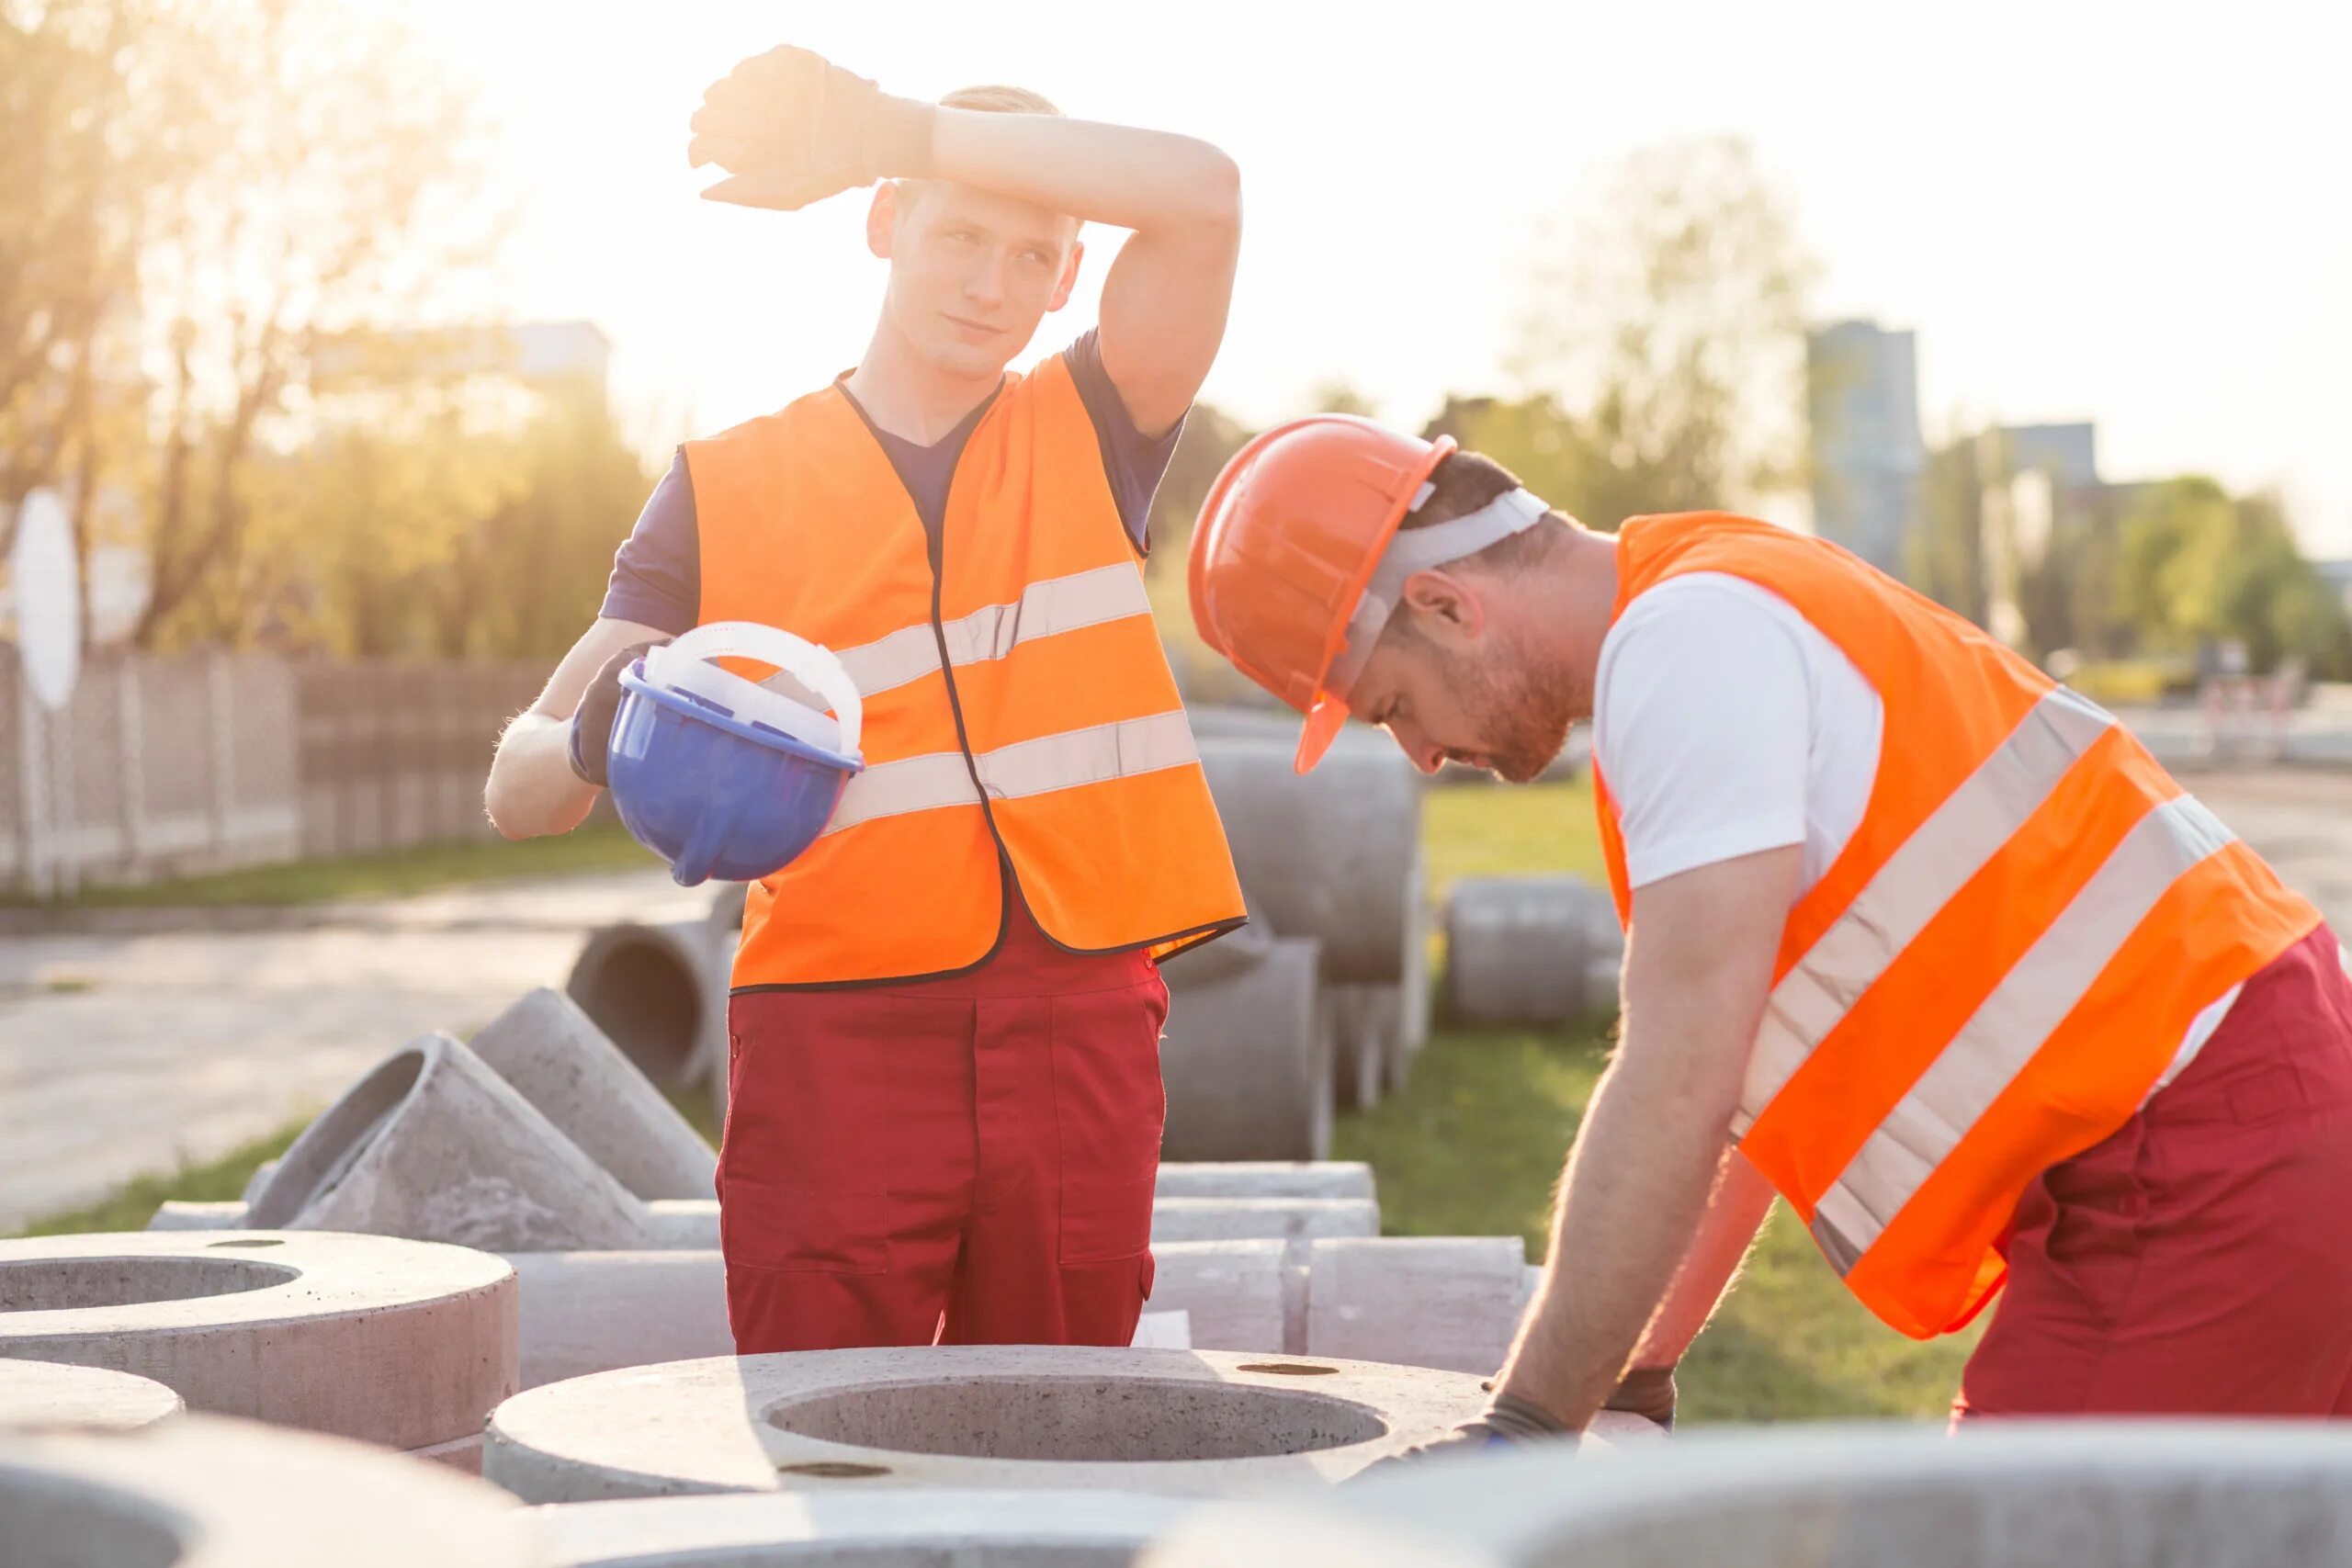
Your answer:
[396,0,2352,553]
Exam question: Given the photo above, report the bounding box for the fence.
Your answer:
[1,647,546,895]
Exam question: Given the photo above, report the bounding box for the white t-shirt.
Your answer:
[1592,571,2233,1090]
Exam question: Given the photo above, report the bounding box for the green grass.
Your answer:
[7,822,660,910]
[9,1120,310,1238]
[1423,777,1607,898]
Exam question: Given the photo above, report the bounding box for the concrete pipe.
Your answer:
[0,1231,515,1450]
[1443,874,1622,1026]
[1154,1162,1374,1202]
[1325,983,1393,1110]
[1160,937,1331,1163]
[506,1250,734,1390]
[246,1032,653,1252]
[532,1491,1192,1567]
[1149,1199,1379,1246]
[0,1359,183,1434]
[1149,1240,1290,1356]
[146,1201,244,1231]
[484,1346,1489,1501]
[0,1416,537,1568]
[1304,1237,1530,1375]
[470,987,718,1201]
[567,917,731,1089]
[1142,1423,2352,1568]
[1197,736,1425,985]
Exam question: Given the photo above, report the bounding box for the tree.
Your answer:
[2113,478,2346,673]
[1506,136,1815,528]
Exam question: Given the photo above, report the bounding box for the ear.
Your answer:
[865,183,899,261]
[1399,569,1486,642]
[1047,237,1084,312]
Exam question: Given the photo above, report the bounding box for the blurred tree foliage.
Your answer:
[1472,136,1815,530]
[2111,478,2346,675]
[2,0,645,659]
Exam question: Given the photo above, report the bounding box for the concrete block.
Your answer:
[1150,1198,1379,1245]
[0,1359,182,1433]
[247,1032,655,1252]
[469,987,718,1201]
[1132,1311,1191,1349]
[1141,1422,2352,1567]
[1328,982,1393,1109]
[1161,937,1332,1162]
[620,1195,1376,1252]
[530,1490,1193,1567]
[1306,1237,1529,1374]
[505,1250,732,1390]
[408,1429,485,1474]
[1154,1162,1374,1202]
[1199,737,1425,984]
[147,1200,244,1231]
[568,917,730,1089]
[0,1231,516,1450]
[1444,875,1621,1025]
[484,1346,1490,1501]
[1149,1240,1288,1354]
[240,1157,280,1204]
[0,1414,536,1567]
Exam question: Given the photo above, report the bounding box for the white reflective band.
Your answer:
[1805,792,2237,1274]
[819,710,1202,838]
[1733,684,2119,1139]
[1324,488,1551,699]
[814,565,1157,703]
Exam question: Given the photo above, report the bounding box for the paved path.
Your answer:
[0,869,712,1230]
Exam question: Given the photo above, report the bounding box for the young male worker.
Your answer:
[486,47,1247,1354]
[1188,414,2352,1442]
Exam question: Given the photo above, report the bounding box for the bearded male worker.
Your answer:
[1188,414,2352,1441]
[485,48,1246,1353]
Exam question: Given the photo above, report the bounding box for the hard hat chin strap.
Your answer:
[1325,487,1552,697]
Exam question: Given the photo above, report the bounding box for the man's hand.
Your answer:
[688,46,934,211]
[566,638,668,788]
[1351,1392,1573,1481]
[1604,1365,1678,1430]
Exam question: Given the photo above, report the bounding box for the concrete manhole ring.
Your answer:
[0,1359,183,1434]
[529,1489,1196,1566]
[485,1346,1492,1502]
[0,1230,516,1450]
[0,1414,534,1568]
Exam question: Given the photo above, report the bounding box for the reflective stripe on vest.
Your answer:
[832,563,1154,700]
[821,709,1203,837]
[1805,792,2236,1273]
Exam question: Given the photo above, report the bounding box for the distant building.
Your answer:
[1996,423,2098,490]
[1807,321,1925,573]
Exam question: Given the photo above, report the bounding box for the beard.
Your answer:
[1445,630,1582,784]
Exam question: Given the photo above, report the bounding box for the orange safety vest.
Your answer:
[1593,513,2319,1338]
[684,360,1246,988]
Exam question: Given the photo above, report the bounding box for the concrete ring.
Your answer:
[0,1414,534,1568]
[485,1346,1491,1502]
[0,1359,183,1433]
[529,1490,1195,1566]
[0,1230,515,1450]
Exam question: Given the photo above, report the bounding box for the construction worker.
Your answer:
[486,47,1246,1352]
[1189,416,2352,1443]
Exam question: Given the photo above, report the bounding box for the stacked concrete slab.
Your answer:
[485,1346,1491,1500]
[0,1415,537,1567]
[0,1231,515,1464]
[1143,1422,2352,1566]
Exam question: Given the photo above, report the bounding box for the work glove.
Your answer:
[1603,1365,1678,1430]
[568,638,669,789]
[1351,1390,1574,1480]
[687,45,936,211]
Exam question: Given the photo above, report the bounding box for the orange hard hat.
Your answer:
[1189,416,1456,773]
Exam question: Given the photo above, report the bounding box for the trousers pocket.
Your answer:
[1061,1176,1155,1266]
[720,1178,890,1276]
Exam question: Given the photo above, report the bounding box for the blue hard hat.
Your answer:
[606,623,866,887]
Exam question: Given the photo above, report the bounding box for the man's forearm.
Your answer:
[1493,1052,1736,1427]
[929,109,1238,237]
[485,713,600,840]
[1627,1147,1777,1371]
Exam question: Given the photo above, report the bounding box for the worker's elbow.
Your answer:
[1188,143,1242,231]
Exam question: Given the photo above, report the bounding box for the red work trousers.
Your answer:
[717,896,1167,1353]
[1956,922,2352,1418]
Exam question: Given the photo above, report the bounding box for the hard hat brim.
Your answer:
[1294,696,1349,774]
